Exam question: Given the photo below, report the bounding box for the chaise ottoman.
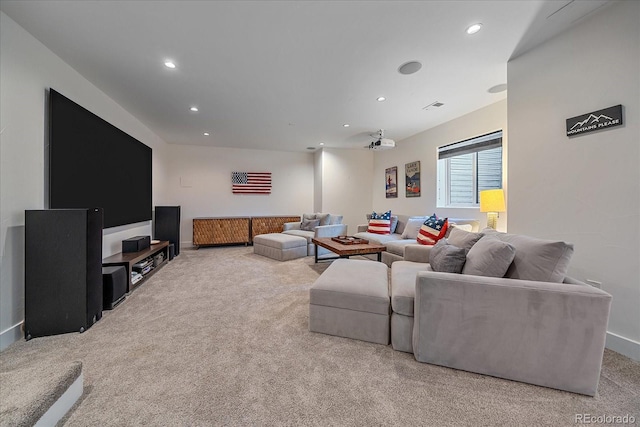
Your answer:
[253,233,308,261]
[309,259,390,344]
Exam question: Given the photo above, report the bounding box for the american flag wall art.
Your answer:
[231,172,272,194]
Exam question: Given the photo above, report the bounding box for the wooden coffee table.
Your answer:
[312,237,386,263]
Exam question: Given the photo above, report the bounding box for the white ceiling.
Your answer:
[1,0,612,152]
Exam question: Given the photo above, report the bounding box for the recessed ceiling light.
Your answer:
[203,132,210,136]
[343,124,350,128]
[319,142,325,146]
[377,96,386,102]
[466,23,482,35]
[164,61,176,69]
[398,61,422,75]
[190,106,199,112]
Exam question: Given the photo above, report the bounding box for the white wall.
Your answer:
[372,100,508,230]
[318,148,374,234]
[507,1,639,360]
[313,150,323,213]
[0,12,170,350]
[163,144,315,245]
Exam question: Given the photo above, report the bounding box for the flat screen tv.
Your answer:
[49,89,152,229]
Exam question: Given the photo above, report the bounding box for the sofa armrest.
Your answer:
[404,244,432,263]
[283,222,301,231]
[357,224,368,233]
[412,271,611,396]
[315,224,347,238]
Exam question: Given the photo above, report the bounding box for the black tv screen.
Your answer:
[49,89,152,229]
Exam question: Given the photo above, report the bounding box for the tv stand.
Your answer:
[102,241,169,292]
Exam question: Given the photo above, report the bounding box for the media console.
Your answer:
[192,216,301,247]
[102,241,169,292]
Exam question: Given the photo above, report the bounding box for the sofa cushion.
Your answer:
[385,239,418,256]
[417,214,448,245]
[391,261,431,316]
[310,259,389,315]
[300,219,320,231]
[429,239,467,273]
[353,232,403,245]
[281,229,314,243]
[367,210,392,234]
[401,217,425,239]
[447,227,483,251]
[462,235,516,278]
[492,232,575,283]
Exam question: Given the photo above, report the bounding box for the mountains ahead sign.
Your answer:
[566,105,623,137]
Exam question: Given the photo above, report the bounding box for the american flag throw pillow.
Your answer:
[417,213,448,245]
[367,210,392,235]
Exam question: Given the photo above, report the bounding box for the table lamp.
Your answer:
[479,189,505,229]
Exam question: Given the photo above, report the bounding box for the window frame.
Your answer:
[436,130,503,208]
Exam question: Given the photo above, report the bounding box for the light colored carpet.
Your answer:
[1,246,638,426]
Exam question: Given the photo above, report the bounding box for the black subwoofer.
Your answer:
[154,206,180,256]
[25,208,103,339]
[102,266,127,309]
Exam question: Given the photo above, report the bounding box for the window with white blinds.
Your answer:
[437,130,503,207]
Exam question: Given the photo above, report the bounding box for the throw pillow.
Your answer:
[300,219,320,231]
[367,210,392,235]
[315,213,331,226]
[302,213,317,221]
[462,235,516,277]
[329,215,343,225]
[416,213,448,245]
[496,233,574,283]
[389,216,399,234]
[429,239,467,273]
[401,217,426,239]
[447,227,483,251]
[366,213,397,232]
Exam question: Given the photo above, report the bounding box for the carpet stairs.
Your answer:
[0,360,83,427]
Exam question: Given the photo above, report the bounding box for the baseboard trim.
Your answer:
[0,321,23,352]
[606,331,640,361]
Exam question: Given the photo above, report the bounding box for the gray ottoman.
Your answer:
[309,259,390,345]
[253,233,307,261]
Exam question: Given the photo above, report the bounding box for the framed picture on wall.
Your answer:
[405,161,421,197]
[385,167,398,198]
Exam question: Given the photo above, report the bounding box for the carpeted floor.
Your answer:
[1,246,639,426]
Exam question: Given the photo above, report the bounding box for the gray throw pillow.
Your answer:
[447,227,483,251]
[429,239,467,273]
[329,215,343,225]
[389,216,399,234]
[302,213,317,221]
[462,235,516,278]
[300,219,320,231]
[496,233,574,283]
[401,218,425,239]
[315,213,331,226]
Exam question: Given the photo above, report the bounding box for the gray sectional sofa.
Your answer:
[353,214,480,266]
[310,226,612,396]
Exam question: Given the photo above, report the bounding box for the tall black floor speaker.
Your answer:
[25,208,103,339]
[154,206,180,256]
